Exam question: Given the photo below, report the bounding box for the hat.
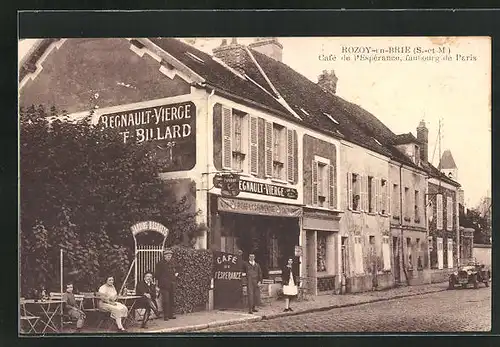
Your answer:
[163,249,173,255]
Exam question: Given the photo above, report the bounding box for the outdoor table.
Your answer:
[117,295,142,327]
[20,300,40,334]
[21,299,64,333]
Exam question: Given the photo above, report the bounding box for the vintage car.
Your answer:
[448,260,491,289]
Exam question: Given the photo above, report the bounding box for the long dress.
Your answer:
[98,284,128,319]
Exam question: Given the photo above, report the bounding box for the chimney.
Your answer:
[212,38,248,74]
[417,120,428,162]
[248,37,283,62]
[317,70,338,94]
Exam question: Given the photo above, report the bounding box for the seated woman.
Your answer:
[98,276,128,331]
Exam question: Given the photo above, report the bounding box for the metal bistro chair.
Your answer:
[49,292,84,330]
[20,299,40,334]
[80,292,114,330]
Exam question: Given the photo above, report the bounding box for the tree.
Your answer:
[459,205,491,245]
[20,105,200,294]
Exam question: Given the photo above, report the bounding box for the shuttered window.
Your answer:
[382,236,391,270]
[446,197,453,231]
[437,237,443,269]
[264,121,273,177]
[221,106,232,170]
[347,172,353,210]
[328,164,336,209]
[381,179,388,214]
[249,115,258,175]
[361,175,368,212]
[354,236,364,274]
[436,194,443,230]
[447,239,454,268]
[312,160,318,206]
[286,129,294,182]
[368,176,374,212]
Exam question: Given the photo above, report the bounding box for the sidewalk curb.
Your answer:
[260,287,449,320]
[149,315,262,333]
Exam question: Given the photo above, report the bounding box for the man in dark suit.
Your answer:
[154,249,180,321]
[243,252,263,314]
[136,270,160,328]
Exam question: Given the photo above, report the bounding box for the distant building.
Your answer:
[439,149,458,181]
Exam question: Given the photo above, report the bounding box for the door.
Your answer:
[306,230,316,295]
[447,239,454,268]
[437,237,444,270]
[341,237,348,275]
[393,236,400,283]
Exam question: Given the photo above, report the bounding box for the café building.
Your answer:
[21,37,417,301]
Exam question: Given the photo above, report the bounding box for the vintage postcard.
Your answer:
[18,36,491,334]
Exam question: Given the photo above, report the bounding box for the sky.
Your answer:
[18,37,491,207]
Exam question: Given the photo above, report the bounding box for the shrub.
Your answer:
[172,246,213,314]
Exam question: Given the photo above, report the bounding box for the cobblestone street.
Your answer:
[200,286,491,333]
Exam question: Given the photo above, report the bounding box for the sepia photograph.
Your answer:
[18,35,491,334]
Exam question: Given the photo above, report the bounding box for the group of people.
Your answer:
[61,248,180,332]
[243,252,299,314]
[59,249,298,331]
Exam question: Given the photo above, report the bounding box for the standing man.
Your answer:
[243,252,262,314]
[136,270,160,328]
[155,249,180,321]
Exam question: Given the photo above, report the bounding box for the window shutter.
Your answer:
[387,181,391,215]
[249,115,258,175]
[437,194,443,230]
[264,121,273,177]
[355,237,363,273]
[382,237,391,270]
[358,175,364,211]
[362,175,368,212]
[286,129,294,183]
[377,179,383,213]
[221,106,232,170]
[328,164,335,209]
[347,172,353,209]
[447,197,453,231]
[312,160,318,206]
[365,176,370,212]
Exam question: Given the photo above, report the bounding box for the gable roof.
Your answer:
[248,48,427,171]
[439,149,457,169]
[20,38,447,177]
[422,161,461,187]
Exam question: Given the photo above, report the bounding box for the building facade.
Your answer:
[20,37,463,301]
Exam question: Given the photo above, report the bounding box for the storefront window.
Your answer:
[317,232,327,272]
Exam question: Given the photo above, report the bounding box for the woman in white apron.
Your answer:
[282,257,298,312]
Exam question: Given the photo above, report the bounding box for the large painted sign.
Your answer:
[99,101,196,172]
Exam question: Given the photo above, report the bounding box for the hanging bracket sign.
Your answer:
[213,173,241,197]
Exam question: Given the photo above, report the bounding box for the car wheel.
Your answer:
[485,280,489,287]
[461,284,467,289]
[473,274,479,289]
[448,279,455,290]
